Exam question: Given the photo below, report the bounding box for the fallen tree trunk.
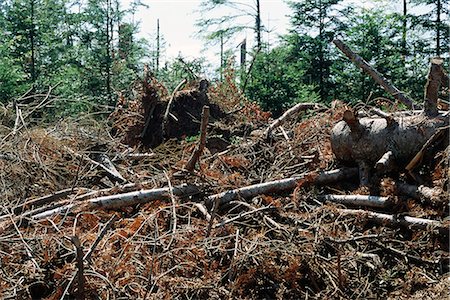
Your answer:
[30,168,357,220]
[331,110,448,168]
[331,54,448,174]
[337,208,448,234]
[333,39,415,109]
[205,168,358,207]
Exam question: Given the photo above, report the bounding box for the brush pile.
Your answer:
[0,62,448,299]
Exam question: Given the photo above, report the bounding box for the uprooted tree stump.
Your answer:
[331,41,449,185]
[141,79,226,148]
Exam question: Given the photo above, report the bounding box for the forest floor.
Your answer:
[0,76,448,299]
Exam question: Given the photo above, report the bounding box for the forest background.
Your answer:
[0,0,448,117]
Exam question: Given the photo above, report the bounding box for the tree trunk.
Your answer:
[436,0,441,56]
[156,18,160,74]
[402,0,407,64]
[30,0,36,84]
[256,0,261,49]
[106,0,112,104]
[331,110,447,168]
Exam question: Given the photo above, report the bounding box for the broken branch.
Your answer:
[333,39,414,109]
[184,106,210,172]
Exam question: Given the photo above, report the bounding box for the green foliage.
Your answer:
[245,45,318,116]
[287,0,349,102]
[157,56,210,91]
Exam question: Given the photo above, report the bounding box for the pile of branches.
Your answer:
[0,43,448,299]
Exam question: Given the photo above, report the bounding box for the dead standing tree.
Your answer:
[331,39,449,185]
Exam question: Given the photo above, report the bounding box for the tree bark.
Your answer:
[331,110,447,167]
[423,57,447,117]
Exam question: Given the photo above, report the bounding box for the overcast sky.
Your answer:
[122,0,291,69]
[122,0,417,73]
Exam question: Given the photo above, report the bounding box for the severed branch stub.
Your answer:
[423,57,449,117]
[184,106,210,172]
[333,39,414,109]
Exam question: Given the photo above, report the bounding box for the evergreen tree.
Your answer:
[411,0,449,57]
[288,0,350,102]
[246,43,318,116]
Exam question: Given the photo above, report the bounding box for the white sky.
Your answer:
[122,0,430,72]
[123,0,291,68]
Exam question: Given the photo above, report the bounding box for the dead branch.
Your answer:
[320,194,392,208]
[206,168,358,207]
[162,79,187,138]
[184,106,210,172]
[65,147,126,184]
[337,208,447,234]
[83,215,117,262]
[32,184,202,219]
[396,182,444,204]
[265,102,324,137]
[213,206,272,229]
[375,151,395,173]
[90,152,126,184]
[70,236,85,300]
[13,188,84,215]
[374,241,439,267]
[333,39,414,109]
[405,125,449,173]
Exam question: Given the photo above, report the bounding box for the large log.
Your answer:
[331,55,449,180]
[331,110,448,167]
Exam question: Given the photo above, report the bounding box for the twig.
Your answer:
[8,213,41,272]
[83,214,117,262]
[12,188,81,215]
[59,272,77,300]
[193,203,211,221]
[184,106,210,172]
[70,236,85,300]
[374,241,439,266]
[213,206,272,229]
[164,171,177,251]
[65,147,126,183]
[162,79,187,138]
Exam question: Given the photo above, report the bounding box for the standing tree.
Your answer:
[411,0,449,56]
[288,0,349,102]
[195,0,263,80]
